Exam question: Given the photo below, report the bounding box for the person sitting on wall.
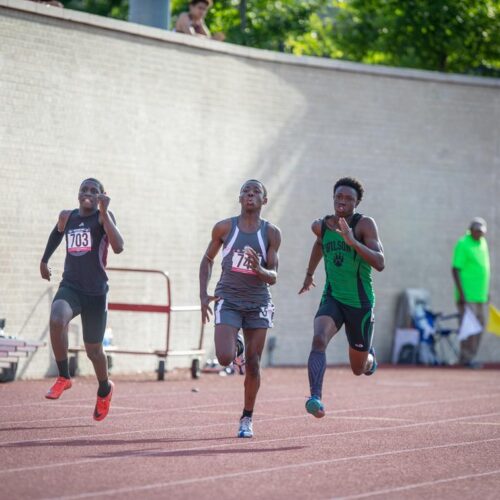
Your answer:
[175,0,224,40]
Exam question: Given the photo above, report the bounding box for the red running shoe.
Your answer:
[93,380,114,421]
[45,377,72,400]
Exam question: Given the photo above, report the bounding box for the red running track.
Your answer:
[1,367,500,499]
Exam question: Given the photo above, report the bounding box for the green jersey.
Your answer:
[321,214,375,308]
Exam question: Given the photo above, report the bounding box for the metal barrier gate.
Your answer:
[68,267,205,380]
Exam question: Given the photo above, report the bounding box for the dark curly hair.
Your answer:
[334,177,364,202]
[81,178,105,193]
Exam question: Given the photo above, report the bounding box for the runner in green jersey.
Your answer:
[299,177,385,418]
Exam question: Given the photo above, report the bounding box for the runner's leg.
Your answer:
[242,328,267,412]
[345,305,375,375]
[349,347,372,375]
[50,300,72,362]
[82,294,111,398]
[46,298,74,398]
[308,316,338,398]
[84,342,108,382]
[215,324,240,366]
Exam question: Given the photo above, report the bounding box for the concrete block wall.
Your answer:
[0,0,499,378]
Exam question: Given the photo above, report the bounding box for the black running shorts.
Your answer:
[315,294,374,352]
[53,286,107,344]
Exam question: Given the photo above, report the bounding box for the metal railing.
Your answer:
[68,267,205,379]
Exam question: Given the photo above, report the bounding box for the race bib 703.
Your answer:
[67,228,92,255]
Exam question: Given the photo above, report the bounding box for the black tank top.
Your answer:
[61,209,109,295]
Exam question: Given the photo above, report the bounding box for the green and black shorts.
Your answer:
[316,294,374,352]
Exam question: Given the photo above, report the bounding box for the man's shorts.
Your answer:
[53,286,107,344]
[316,294,374,352]
[214,298,274,330]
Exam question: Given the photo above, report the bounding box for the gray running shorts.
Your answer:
[214,298,274,330]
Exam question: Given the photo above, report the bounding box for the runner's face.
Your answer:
[333,186,359,217]
[239,182,267,211]
[78,181,101,211]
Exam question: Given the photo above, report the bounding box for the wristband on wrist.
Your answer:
[306,271,314,277]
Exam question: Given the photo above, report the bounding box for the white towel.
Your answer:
[458,307,483,341]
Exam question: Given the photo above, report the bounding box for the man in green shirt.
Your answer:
[452,217,490,368]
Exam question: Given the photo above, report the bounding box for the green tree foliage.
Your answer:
[61,0,128,20]
[61,0,500,76]
[333,0,500,75]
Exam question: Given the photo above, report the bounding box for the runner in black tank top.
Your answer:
[299,177,385,419]
[60,208,110,295]
[40,178,124,421]
[199,180,282,438]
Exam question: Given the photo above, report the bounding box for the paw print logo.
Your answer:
[334,253,344,267]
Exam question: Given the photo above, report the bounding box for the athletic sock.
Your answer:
[241,409,253,419]
[97,379,111,398]
[56,359,70,380]
[308,350,326,399]
[235,335,244,357]
[364,354,374,373]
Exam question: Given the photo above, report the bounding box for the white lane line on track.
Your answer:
[43,438,500,500]
[0,396,303,428]
[52,404,146,411]
[459,421,500,426]
[331,469,500,499]
[2,390,498,429]
[1,392,499,446]
[375,381,431,387]
[2,379,495,410]
[0,387,244,409]
[0,381,339,410]
[2,410,500,475]
[332,416,415,423]
[0,411,147,427]
[185,409,277,417]
[2,382,317,410]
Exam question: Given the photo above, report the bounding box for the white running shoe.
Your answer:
[237,416,253,438]
[233,332,245,375]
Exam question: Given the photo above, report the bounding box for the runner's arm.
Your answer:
[98,210,123,254]
[250,224,281,286]
[41,226,63,264]
[199,220,230,323]
[299,219,323,294]
[40,211,71,281]
[349,217,385,272]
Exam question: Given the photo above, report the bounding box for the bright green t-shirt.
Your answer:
[452,233,490,303]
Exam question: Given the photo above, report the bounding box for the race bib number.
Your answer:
[259,302,275,327]
[67,228,92,255]
[231,250,261,275]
